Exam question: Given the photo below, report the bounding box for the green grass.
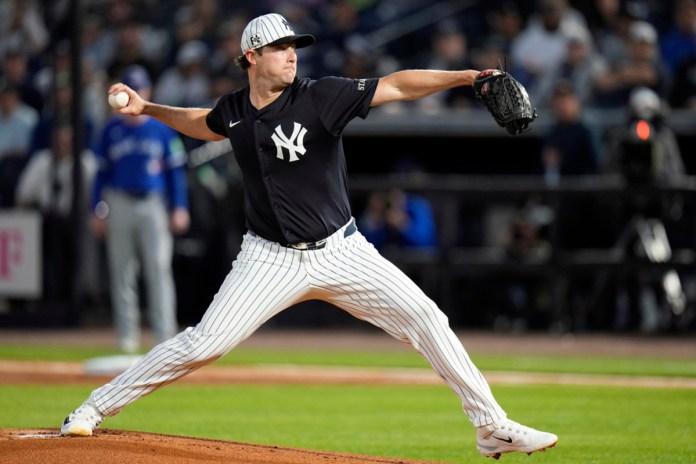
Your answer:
[0,345,123,362]
[1,344,695,378]
[2,343,695,463]
[1,383,695,463]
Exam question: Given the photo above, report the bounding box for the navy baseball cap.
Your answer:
[120,65,151,90]
[241,13,314,52]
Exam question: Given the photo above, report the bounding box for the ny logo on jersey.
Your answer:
[271,122,307,162]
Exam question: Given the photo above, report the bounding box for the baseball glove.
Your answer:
[473,68,538,136]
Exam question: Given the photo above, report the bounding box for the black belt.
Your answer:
[119,189,153,199]
[249,219,357,251]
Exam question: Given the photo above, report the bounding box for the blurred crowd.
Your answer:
[2,0,696,163]
[1,0,696,138]
[1,0,695,333]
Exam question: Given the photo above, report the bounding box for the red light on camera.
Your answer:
[635,120,651,141]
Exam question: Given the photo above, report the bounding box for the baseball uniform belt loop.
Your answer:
[343,218,357,238]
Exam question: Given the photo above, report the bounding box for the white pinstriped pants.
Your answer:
[90,219,506,427]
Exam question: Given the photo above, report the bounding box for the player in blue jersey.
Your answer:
[91,65,190,353]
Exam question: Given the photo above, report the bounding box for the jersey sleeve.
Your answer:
[206,95,229,136]
[310,77,378,136]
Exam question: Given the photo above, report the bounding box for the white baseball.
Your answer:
[108,91,129,109]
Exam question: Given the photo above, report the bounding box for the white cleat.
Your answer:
[476,418,558,459]
[60,403,104,436]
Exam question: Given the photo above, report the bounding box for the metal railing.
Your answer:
[347,174,696,331]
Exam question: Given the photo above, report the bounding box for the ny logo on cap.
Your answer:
[249,33,262,46]
[282,19,291,30]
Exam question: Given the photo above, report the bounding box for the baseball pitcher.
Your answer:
[62,13,555,460]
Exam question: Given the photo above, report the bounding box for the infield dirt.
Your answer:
[0,428,442,464]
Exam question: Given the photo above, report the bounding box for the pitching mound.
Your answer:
[0,428,440,464]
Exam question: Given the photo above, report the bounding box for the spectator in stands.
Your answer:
[483,1,524,55]
[29,72,95,157]
[33,40,71,101]
[154,39,212,152]
[537,79,604,331]
[470,36,508,82]
[533,26,606,107]
[82,14,114,73]
[0,76,38,206]
[1,46,43,113]
[593,20,670,107]
[496,201,553,332]
[0,0,48,58]
[208,68,244,107]
[662,1,696,106]
[540,80,605,253]
[314,0,362,76]
[82,57,111,144]
[208,16,246,78]
[275,1,322,77]
[417,22,477,113]
[106,19,160,84]
[529,29,606,108]
[501,205,552,263]
[359,161,438,250]
[0,77,38,161]
[659,0,696,76]
[669,55,696,108]
[16,119,96,219]
[509,0,588,89]
[588,0,647,65]
[154,40,211,108]
[104,0,137,27]
[339,41,378,79]
[170,0,221,52]
[15,119,97,311]
[359,188,438,250]
[540,80,599,185]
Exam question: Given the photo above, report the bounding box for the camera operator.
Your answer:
[601,86,687,332]
[604,86,685,188]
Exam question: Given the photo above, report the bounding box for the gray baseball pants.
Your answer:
[104,190,177,352]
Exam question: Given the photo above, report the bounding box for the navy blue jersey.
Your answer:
[206,76,378,244]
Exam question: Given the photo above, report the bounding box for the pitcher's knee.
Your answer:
[397,301,452,341]
[166,326,232,363]
[405,299,449,325]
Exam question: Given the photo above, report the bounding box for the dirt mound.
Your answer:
[0,429,440,464]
